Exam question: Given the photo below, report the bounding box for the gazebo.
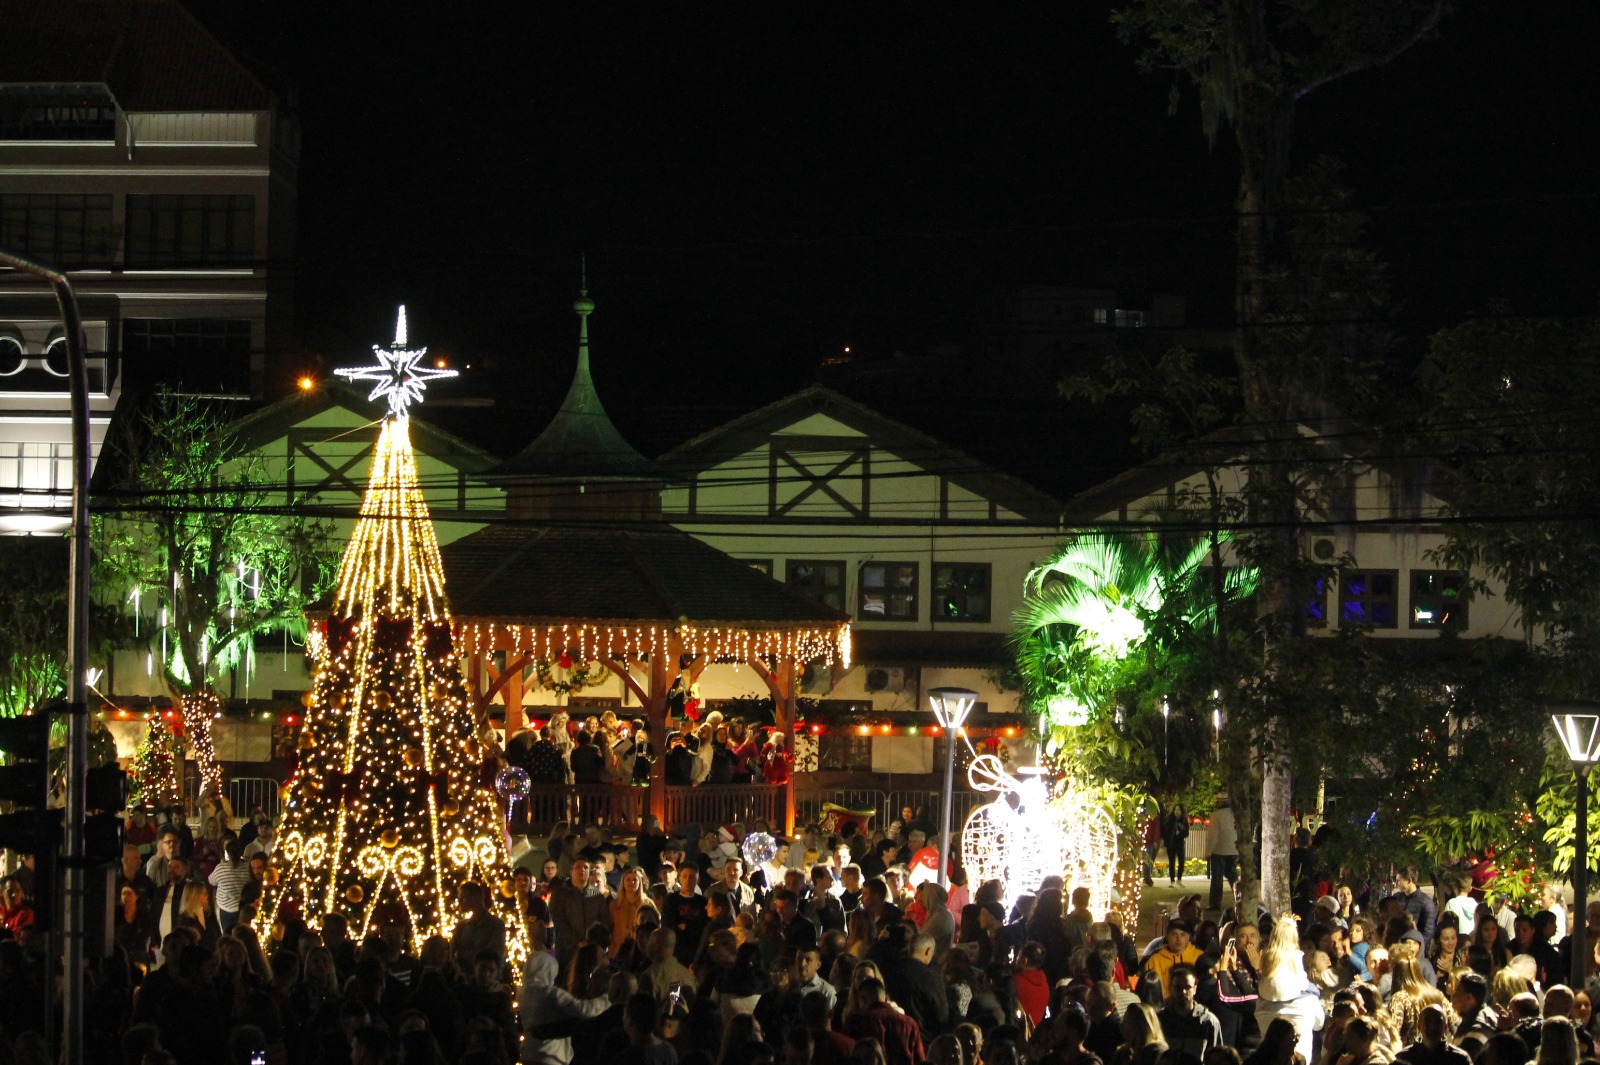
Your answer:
[441,287,851,835]
[443,524,851,835]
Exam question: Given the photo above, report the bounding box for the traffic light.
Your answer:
[84,764,128,862]
[0,714,49,806]
[0,712,60,930]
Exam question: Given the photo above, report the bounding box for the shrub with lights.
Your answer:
[254,309,528,972]
[129,716,182,809]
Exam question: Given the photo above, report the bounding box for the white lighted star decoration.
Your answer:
[335,305,456,418]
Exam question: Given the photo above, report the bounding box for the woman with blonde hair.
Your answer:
[844,959,889,1025]
[1537,1017,1581,1065]
[1385,957,1453,1045]
[846,907,878,959]
[1112,1003,1167,1065]
[176,882,219,949]
[1256,915,1323,1064]
[608,868,648,954]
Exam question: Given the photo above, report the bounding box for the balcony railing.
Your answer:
[519,782,786,836]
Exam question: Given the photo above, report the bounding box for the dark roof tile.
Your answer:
[1,0,274,112]
[442,523,850,627]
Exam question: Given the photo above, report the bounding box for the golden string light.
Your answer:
[254,345,529,977]
[454,619,852,668]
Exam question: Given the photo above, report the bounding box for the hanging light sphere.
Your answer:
[403,747,425,768]
[380,828,401,848]
[500,877,517,898]
[741,831,777,868]
[495,766,531,798]
[346,884,364,904]
[440,797,461,817]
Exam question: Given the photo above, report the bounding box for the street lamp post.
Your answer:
[0,246,91,1065]
[1553,703,1600,990]
[929,687,978,889]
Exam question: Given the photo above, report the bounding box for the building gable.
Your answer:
[662,386,1059,524]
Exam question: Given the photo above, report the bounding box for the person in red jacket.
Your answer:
[845,978,925,1065]
[0,877,33,935]
[760,731,793,785]
[1014,940,1051,1028]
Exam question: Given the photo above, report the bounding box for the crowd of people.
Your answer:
[5,782,1600,1065]
[499,708,793,790]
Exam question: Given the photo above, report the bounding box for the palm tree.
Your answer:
[1012,528,1255,728]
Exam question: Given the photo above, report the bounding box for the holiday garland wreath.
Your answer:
[532,654,609,695]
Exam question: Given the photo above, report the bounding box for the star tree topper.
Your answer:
[335,305,456,418]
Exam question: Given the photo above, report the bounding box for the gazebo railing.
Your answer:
[523,784,649,835]
[663,784,784,835]
[516,783,787,837]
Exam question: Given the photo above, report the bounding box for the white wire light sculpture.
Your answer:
[959,752,1120,916]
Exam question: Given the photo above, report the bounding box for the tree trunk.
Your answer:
[1259,723,1293,914]
[1229,1,1301,920]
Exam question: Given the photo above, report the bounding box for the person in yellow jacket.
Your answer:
[1144,919,1203,998]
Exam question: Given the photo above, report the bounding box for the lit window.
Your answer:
[934,563,991,623]
[1306,577,1329,629]
[1339,570,1398,629]
[859,562,918,621]
[787,560,845,612]
[1410,570,1468,630]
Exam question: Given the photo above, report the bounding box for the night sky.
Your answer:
[188,1,1597,490]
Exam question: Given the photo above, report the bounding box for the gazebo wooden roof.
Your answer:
[441,523,851,833]
[439,291,850,832]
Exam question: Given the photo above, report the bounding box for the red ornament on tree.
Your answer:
[557,652,573,670]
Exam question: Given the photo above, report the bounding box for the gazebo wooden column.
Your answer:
[471,652,532,732]
[646,634,686,828]
[748,656,798,835]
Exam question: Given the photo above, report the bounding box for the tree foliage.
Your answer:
[1109,0,1440,909]
[0,539,70,717]
[93,393,337,698]
[1013,527,1255,809]
[1421,314,1600,692]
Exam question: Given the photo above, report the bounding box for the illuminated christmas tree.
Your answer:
[256,308,528,970]
[129,717,181,809]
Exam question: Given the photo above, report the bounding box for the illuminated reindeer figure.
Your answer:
[960,754,1119,917]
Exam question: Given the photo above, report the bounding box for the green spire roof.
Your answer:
[492,289,656,480]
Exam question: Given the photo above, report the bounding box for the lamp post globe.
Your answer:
[929,687,978,889]
[1552,702,1600,990]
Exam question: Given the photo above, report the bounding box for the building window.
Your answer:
[1339,570,1398,629]
[0,194,114,268]
[859,562,918,621]
[1411,570,1469,629]
[787,560,845,612]
[1306,577,1329,628]
[125,194,256,267]
[123,318,253,355]
[741,559,773,578]
[934,563,991,623]
[0,442,70,495]
[816,734,873,771]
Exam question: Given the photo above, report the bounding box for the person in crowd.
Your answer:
[1207,799,1238,911]
[1254,915,1322,1064]
[1145,920,1202,999]
[1158,964,1226,1061]
[1159,806,1190,889]
[208,838,253,933]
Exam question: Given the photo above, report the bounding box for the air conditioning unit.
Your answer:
[1310,537,1337,561]
[865,667,907,693]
